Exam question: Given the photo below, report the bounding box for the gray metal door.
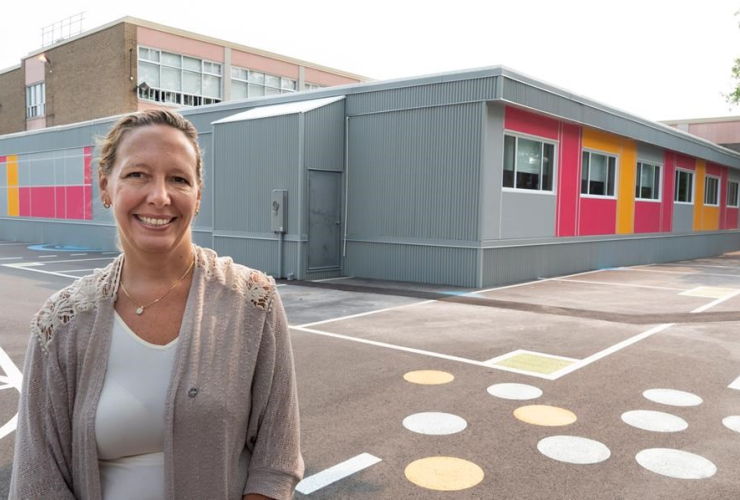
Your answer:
[308,170,342,270]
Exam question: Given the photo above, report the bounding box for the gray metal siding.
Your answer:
[344,241,478,287]
[304,100,345,172]
[347,102,481,242]
[347,77,497,116]
[637,142,664,165]
[0,219,118,249]
[481,103,504,240]
[0,189,7,217]
[213,116,300,234]
[500,192,556,239]
[673,204,694,233]
[214,235,300,277]
[194,133,214,230]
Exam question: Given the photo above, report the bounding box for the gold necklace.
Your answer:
[119,256,195,315]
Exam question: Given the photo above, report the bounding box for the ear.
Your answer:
[98,170,110,204]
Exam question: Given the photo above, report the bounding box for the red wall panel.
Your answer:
[727,208,739,229]
[661,151,675,232]
[579,198,617,235]
[634,202,662,233]
[19,187,31,217]
[31,187,55,218]
[84,185,92,220]
[556,123,582,237]
[55,186,66,219]
[66,186,84,220]
[504,106,559,140]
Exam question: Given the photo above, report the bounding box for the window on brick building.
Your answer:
[26,82,45,118]
[230,66,297,99]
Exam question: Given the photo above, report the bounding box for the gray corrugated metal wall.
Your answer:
[637,142,664,165]
[214,235,299,276]
[304,100,345,172]
[500,192,557,239]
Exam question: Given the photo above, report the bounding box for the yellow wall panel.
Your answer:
[582,128,621,155]
[703,207,720,230]
[693,160,705,231]
[617,139,637,234]
[6,155,18,186]
[7,187,19,216]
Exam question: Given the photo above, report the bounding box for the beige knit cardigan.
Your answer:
[9,245,304,499]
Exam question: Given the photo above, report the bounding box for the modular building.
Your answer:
[1,66,739,287]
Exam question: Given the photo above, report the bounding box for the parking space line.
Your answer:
[39,255,58,258]
[549,324,674,380]
[296,453,382,495]
[691,290,740,313]
[11,257,115,265]
[295,300,435,329]
[311,276,355,283]
[2,263,79,279]
[0,344,22,440]
[551,278,684,291]
[102,252,119,255]
[56,268,100,273]
[0,243,31,246]
[70,253,88,256]
[659,263,740,270]
[0,257,22,261]
[615,267,740,279]
[729,375,740,390]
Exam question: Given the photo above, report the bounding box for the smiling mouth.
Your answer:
[136,215,176,227]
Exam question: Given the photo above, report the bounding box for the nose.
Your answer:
[147,177,171,208]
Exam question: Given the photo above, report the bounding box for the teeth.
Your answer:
[138,216,172,226]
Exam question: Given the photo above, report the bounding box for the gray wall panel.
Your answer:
[305,100,345,172]
[194,133,213,230]
[30,158,55,185]
[213,116,300,234]
[64,156,84,185]
[500,192,556,239]
[344,241,478,287]
[347,103,481,242]
[481,103,503,241]
[637,143,664,165]
[214,235,300,277]
[0,163,6,187]
[0,189,7,217]
[673,204,694,233]
[17,159,29,186]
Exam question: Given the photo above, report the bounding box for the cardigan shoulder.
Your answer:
[195,246,276,312]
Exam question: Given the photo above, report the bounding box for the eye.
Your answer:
[172,176,191,185]
[124,171,143,179]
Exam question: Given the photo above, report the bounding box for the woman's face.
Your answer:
[99,124,201,260]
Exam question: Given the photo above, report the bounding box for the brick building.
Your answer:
[0,16,367,135]
[663,116,740,153]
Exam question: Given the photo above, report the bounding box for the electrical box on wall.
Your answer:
[271,189,287,233]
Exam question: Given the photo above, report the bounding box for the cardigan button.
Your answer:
[188,387,198,398]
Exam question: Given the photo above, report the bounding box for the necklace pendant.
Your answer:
[136,307,144,315]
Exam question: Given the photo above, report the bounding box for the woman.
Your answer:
[9,110,304,500]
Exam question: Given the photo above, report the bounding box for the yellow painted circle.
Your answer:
[405,456,484,491]
[513,405,577,426]
[403,370,454,385]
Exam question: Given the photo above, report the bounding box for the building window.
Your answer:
[704,175,720,206]
[26,82,45,118]
[581,151,617,197]
[137,46,222,106]
[635,161,661,201]
[304,82,323,91]
[728,181,739,208]
[230,66,297,99]
[503,134,555,191]
[674,169,694,204]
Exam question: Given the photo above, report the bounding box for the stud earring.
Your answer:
[103,201,111,209]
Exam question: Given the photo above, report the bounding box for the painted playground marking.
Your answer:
[404,457,484,492]
[404,370,455,385]
[643,389,703,407]
[680,286,739,299]
[486,383,542,401]
[485,350,577,376]
[295,453,382,495]
[728,375,740,390]
[551,278,684,291]
[402,412,467,436]
[0,344,22,440]
[514,405,577,427]
[635,449,716,479]
[537,436,611,465]
[723,416,740,433]
[621,410,688,433]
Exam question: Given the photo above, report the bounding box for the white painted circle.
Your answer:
[636,449,716,479]
[403,412,468,436]
[621,410,688,433]
[723,416,740,433]
[537,436,611,465]
[643,389,703,407]
[487,383,543,401]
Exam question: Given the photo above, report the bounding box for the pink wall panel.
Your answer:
[304,67,358,86]
[55,186,66,219]
[231,50,299,79]
[19,188,31,216]
[674,152,695,170]
[689,122,740,145]
[661,151,675,232]
[579,198,617,235]
[84,185,92,220]
[727,208,739,229]
[634,202,661,233]
[718,165,729,229]
[24,57,45,84]
[0,156,6,163]
[504,107,559,140]
[66,186,84,220]
[137,27,224,61]
[31,187,55,218]
[556,123,582,237]
[84,147,93,185]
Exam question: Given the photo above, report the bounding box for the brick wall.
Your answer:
[44,22,138,127]
[0,67,26,135]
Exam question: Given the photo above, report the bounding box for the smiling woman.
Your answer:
[9,110,304,500]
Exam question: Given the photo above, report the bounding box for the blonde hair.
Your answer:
[98,109,203,189]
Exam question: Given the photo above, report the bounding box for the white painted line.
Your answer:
[39,255,58,258]
[657,263,740,270]
[0,344,22,440]
[8,262,44,267]
[551,278,684,292]
[0,384,14,391]
[484,349,578,365]
[0,415,18,440]
[56,268,101,273]
[615,268,740,279]
[468,269,604,296]
[70,253,87,256]
[728,375,740,390]
[2,264,79,279]
[0,243,30,246]
[550,324,674,379]
[102,251,119,255]
[691,290,740,313]
[0,257,22,261]
[0,376,9,384]
[295,453,382,495]
[295,300,435,329]
[10,257,115,265]
[311,276,355,282]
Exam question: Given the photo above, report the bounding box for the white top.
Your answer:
[96,312,178,500]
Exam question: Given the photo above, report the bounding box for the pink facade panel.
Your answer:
[556,123,582,237]
[0,156,6,163]
[579,198,617,236]
[84,148,93,185]
[84,185,92,220]
[231,50,299,79]
[55,187,67,219]
[634,202,661,233]
[674,153,695,170]
[31,187,55,218]
[689,122,740,145]
[727,208,739,229]
[719,165,729,229]
[304,67,358,86]
[26,117,45,130]
[24,57,45,84]
[137,101,181,112]
[19,187,31,216]
[137,27,224,62]
[661,152,675,232]
[66,186,84,220]
[504,107,559,140]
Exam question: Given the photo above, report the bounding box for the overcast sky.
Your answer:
[2,0,739,122]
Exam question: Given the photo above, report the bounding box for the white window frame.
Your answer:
[230,65,296,99]
[674,168,695,205]
[137,46,223,106]
[502,131,557,194]
[704,174,720,207]
[581,149,618,199]
[635,160,662,202]
[728,181,740,208]
[304,82,323,91]
[26,82,45,119]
